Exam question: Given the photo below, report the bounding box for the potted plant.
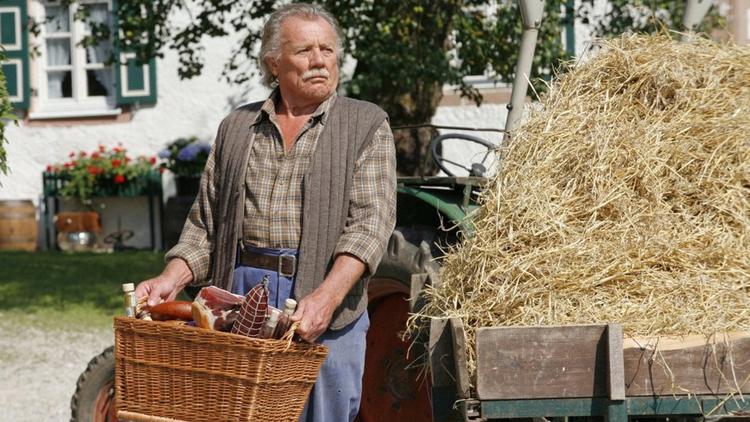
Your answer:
[158,136,211,196]
[45,145,159,205]
[44,145,159,251]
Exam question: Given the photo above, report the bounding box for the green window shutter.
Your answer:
[0,0,30,110]
[114,50,157,105]
[112,0,157,106]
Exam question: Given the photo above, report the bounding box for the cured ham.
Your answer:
[191,286,243,331]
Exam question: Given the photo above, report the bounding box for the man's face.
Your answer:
[268,16,339,104]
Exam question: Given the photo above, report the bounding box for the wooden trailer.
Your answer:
[413,273,750,422]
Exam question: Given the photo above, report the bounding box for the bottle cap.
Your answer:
[122,283,135,292]
[284,298,297,310]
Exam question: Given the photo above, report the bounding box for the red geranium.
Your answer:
[50,144,158,204]
[149,156,157,165]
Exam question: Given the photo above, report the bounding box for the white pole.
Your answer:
[682,0,713,34]
[504,0,545,136]
[729,0,749,44]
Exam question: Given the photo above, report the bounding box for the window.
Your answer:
[31,0,119,118]
[0,0,30,109]
[0,0,156,115]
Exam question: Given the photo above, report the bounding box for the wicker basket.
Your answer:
[114,316,328,422]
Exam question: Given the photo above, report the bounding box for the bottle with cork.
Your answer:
[122,283,137,317]
[259,308,282,339]
[274,298,297,338]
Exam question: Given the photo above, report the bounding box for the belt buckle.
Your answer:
[278,253,297,277]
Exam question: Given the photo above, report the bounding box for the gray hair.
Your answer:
[258,3,343,88]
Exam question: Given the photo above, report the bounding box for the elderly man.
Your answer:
[135,3,396,421]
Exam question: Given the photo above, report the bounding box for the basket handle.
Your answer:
[281,321,300,350]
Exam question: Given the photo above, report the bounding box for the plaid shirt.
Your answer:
[167,91,397,283]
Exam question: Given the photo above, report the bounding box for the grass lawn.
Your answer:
[0,251,166,329]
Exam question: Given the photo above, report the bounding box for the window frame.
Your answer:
[30,0,120,119]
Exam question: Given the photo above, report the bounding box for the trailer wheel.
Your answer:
[358,228,439,422]
[70,346,117,422]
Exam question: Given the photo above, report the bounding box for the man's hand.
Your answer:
[291,288,338,342]
[290,253,367,342]
[135,258,194,308]
[136,276,181,308]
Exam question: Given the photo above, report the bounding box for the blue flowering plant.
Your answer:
[158,136,212,177]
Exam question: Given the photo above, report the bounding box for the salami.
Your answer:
[231,277,270,338]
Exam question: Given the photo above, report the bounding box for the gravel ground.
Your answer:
[0,317,113,422]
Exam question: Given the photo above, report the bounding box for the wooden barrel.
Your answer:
[0,200,38,251]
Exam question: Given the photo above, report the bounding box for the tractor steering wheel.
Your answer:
[429,133,497,177]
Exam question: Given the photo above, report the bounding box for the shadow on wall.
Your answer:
[225,85,270,113]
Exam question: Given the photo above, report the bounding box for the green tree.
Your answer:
[332,1,566,174]
[0,51,15,178]
[67,0,568,175]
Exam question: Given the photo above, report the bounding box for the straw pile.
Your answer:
[413,33,750,379]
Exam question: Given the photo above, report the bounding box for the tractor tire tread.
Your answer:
[70,346,115,422]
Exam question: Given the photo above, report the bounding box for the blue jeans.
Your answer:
[233,245,369,422]
[232,245,298,309]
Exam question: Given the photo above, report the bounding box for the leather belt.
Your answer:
[239,248,297,277]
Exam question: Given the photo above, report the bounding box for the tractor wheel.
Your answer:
[358,227,439,422]
[70,346,117,422]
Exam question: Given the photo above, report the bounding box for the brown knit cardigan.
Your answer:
[209,96,390,330]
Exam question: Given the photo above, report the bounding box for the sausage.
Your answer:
[231,283,269,337]
[149,301,194,321]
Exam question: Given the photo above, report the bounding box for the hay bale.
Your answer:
[413,34,750,380]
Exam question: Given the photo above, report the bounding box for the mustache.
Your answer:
[302,68,330,80]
